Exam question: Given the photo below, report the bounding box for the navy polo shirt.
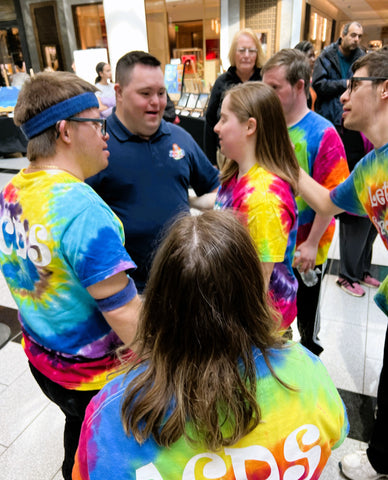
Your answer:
[87,112,219,292]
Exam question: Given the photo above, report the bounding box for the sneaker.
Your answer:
[339,450,388,479]
[360,273,381,288]
[336,277,365,297]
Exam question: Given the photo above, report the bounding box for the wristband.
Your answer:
[96,277,137,312]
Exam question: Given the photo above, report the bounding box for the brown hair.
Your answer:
[14,71,97,162]
[228,28,266,68]
[352,49,388,79]
[262,48,311,97]
[219,82,299,193]
[342,22,363,37]
[95,61,107,84]
[115,50,161,87]
[121,210,287,450]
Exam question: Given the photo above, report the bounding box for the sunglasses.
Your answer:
[66,116,107,136]
[348,76,388,93]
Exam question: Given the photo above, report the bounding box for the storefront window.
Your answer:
[72,3,107,50]
[145,0,220,93]
[0,0,16,22]
[308,9,332,54]
[0,27,25,87]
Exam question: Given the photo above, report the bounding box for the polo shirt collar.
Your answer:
[108,109,171,143]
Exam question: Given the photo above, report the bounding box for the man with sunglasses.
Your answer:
[313,22,380,298]
[0,71,141,479]
[299,50,388,480]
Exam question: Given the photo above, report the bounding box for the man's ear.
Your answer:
[296,78,306,93]
[114,83,122,101]
[57,120,71,144]
[247,117,257,136]
[381,80,388,99]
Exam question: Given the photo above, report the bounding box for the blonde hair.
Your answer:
[219,82,299,193]
[228,28,266,68]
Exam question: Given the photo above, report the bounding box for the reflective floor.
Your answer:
[0,157,386,479]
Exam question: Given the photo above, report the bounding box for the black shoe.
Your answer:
[300,340,323,356]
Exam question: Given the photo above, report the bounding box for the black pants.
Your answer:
[294,265,324,355]
[29,362,99,480]
[368,324,388,473]
[336,126,377,283]
[339,213,377,283]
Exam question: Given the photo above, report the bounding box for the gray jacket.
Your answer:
[312,40,364,125]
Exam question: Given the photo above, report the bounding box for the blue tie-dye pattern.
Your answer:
[0,170,137,388]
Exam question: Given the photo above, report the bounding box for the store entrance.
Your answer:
[0,24,26,87]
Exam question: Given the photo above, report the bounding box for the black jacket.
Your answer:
[312,39,364,126]
[204,66,262,165]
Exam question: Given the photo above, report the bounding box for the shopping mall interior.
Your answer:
[0,0,388,479]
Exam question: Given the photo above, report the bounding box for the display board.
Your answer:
[164,63,184,95]
[175,92,209,117]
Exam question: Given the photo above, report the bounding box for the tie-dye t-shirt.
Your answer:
[289,111,349,265]
[330,142,388,315]
[0,169,136,391]
[215,164,298,329]
[73,342,349,480]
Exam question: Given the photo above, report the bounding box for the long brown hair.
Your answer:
[219,81,300,194]
[121,210,287,451]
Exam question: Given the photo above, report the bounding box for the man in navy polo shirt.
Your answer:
[87,51,219,292]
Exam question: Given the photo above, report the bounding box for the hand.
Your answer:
[293,241,318,273]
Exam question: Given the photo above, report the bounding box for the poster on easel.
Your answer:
[164,63,184,95]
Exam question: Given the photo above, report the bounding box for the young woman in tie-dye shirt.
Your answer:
[214,82,299,330]
[73,210,348,480]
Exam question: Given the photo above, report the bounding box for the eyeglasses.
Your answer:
[236,48,258,55]
[66,116,107,136]
[348,77,388,93]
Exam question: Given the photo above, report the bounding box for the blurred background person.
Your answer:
[95,61,115,118]
[294,40,316,70]
[204,28,265,167]
[294,40,317,110]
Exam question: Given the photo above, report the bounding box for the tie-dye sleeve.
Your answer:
[330,169,367,216]
[61,202,136,288]
[313,128,349,190]
[246,185,295,263]
[248,200,290,262]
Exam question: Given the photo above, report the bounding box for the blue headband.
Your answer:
[20,92,99,140]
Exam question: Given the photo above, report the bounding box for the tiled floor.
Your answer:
[0,157,386,479]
